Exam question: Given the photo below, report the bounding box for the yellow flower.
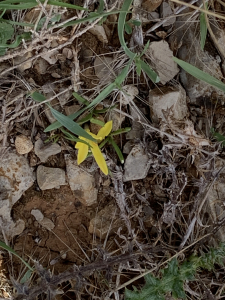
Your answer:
[75,121,112,175]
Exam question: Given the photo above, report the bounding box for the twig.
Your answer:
[170,0,225,21]
[145,0,199,35]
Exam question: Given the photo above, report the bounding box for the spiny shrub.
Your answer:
[125,242,225,300]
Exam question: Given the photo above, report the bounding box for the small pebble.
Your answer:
[15,135,33,154]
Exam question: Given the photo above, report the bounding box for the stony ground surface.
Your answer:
[1,0,225,299]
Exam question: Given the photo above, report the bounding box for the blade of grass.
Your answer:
[60,10,123,28]
[49,107,96,141]
[0,241,33,271]
[173,57,225,93]
[0,0,86,10]
[46,60,133,132]
[118,0,159,83]
[109,137,124,163]
[200,3,207,50]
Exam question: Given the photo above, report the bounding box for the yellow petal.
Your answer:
[77,142,89,164]
[86,129,98,139]
[97,121,112,140]
[75,136,86,149]
[91,142,108,175]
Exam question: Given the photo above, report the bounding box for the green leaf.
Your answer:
[135,58,142,76]
[73,92,89,106]
[49,107,96,141]
[109,137,124,163]
[125,22,132,34]
[0,22,14,44]
[44,106,87,132]
[20,270,33,284]
[130,19,141,26]
[140,60,160,83]
[200,3,207,50]
[47,0,87,10]
[0,0,87,10]
[0,241,33,271]
[110,127,131,136]
[211,128,225,146]
[30,91,46,102]
[90,118,105,126]
[173,57,225,93]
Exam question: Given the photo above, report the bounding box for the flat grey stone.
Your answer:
[0,151,35,238]
[37,165,66,190]
[65,154,98,206]
[34,139,61,162]
[149,85,188,122]
[124,144,151,182]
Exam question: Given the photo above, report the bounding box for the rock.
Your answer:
[124,144,151,182]
[123,140,134,154]
[149,85,188,122]
[31,209,55,230]
[160,2,176,26]
[79,48,93,64]
[31,209,44,222]
[34,139,61,163]
[65,104,80,116]
[126,106,145,140]
[133,0,160,24]
[62,47,73,59]
[94,56,114,83]
[37,166,66,190]
[146,40,179,84]
[88,202,124,238]
[15,135,33,154]
[41,48,59,64]
[109,110,125,131]
[34,58,49,74]
[142,0,162,12]
[169,13,224,104]
[14,52,33,72]
[65,154,98,206]
[119,85,139,105]
[0,152,35,238]
[89,25,108,43]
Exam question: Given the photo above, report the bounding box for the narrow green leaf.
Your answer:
[44,106,87,132]
[60,10,121,28]
[118,0,159,83]
[73,92,89,106]
[110,127,131,136]
[135,59,142,76]
[30,91,46,102]
[49,107,96,141]
[200,4,207,50]
[109,137,124,163]
[173,57,225,93]
[0,241,33,271]
[90,118,105,126]
[47,0,87,10]
[125,22,132,34]
[130,19,141,26]
[140,60,160,83]
[86,82,116,109]
[20,270,33,284]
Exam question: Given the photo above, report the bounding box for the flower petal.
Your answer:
[77,142,89,164]
[97,121,112,140]
[91,143,108,175]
